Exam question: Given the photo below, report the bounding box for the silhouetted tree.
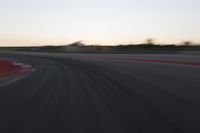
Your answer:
[183,41,192,46]
[145,38,155,45]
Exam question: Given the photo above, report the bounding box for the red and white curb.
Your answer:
[0,60,35,87]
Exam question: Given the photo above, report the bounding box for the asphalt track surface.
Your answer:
[0,52,200,133]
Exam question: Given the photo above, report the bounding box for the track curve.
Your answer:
[0,53,200,133]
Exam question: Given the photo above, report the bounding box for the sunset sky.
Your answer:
[0,0,200,46]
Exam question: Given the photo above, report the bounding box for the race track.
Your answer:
[0,52,200,133]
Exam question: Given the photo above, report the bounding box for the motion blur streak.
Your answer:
[0,52,200,133]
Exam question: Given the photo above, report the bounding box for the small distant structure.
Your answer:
[68,41,85,47]
[62,41,85,52]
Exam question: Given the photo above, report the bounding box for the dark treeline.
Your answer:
[1,41,200,54]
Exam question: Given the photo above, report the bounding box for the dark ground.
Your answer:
[0,52,200,133]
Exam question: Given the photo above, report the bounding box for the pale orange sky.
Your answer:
[0,0,200,46]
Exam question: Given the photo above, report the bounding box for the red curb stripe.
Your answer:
[0,60,35,86]
[0,60,34,78]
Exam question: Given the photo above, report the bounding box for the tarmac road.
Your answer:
[0,52,200,133]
